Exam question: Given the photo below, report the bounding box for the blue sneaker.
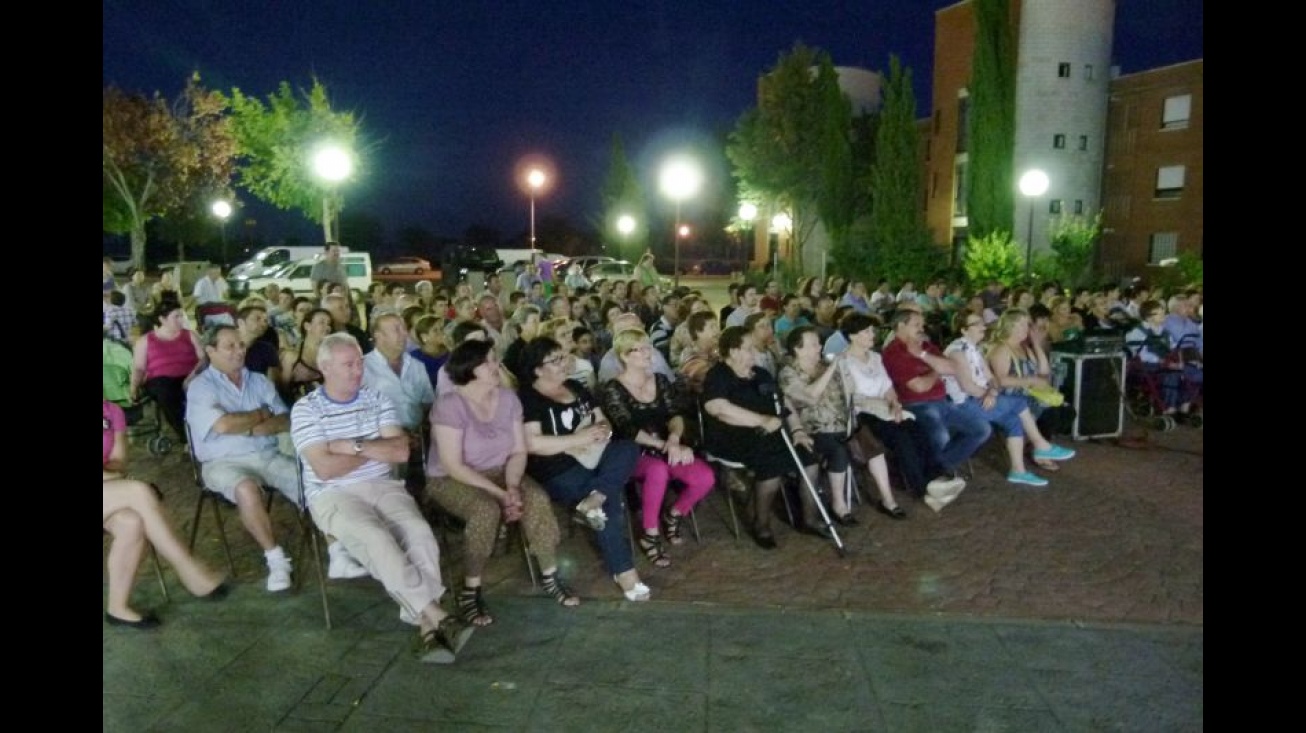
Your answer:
[1008,471,1050,487]
[1033,445,1076,461]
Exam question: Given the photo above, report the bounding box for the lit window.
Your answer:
[1148,233,1179,264]
[1155,165,1185,199]
[1053,134,1066,149]
[1049,199,1063,214]
[1162,94,1191,130]
[1078,135,1088,151]
[1058,62,1071,78]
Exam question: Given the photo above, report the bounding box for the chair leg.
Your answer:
[149,545,170,602]
[517,525,539,590]
[208,495,237,576]
[305,518,332,631]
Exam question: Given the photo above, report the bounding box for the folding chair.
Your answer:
[183,423,238,576]
[293,457,333,630]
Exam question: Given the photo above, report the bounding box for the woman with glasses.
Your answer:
[942,311,1076,488]
[518,336,650,601]
[599,329,715,568]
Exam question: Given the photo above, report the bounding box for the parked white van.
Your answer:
[228,245,349,280]
[229,252,372,301]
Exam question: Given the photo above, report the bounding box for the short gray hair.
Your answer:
[317,332,361,367]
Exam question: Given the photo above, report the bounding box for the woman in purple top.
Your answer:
[422,339,578,627]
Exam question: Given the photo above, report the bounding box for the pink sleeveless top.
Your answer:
[144,330,199,380]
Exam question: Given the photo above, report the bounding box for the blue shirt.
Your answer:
[185,367,288,462]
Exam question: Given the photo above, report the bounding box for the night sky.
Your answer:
[103,0,1203,248]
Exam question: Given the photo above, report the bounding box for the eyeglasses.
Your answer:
[543,354,568,367]
[966,321,986,329]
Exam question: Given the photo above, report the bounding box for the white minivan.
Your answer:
[229,252,372,301]
[228,245,348,280]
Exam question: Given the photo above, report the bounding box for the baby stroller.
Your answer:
[1123,333,1202,431]
[103,336,173,456]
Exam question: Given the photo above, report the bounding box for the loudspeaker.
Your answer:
[1056,353,1125,439]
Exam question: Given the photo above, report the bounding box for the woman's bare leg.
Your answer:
[866,456,898,509]
[103,479,225,597]
[104,510,147,620]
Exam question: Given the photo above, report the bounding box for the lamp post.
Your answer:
[526,168,546,258]
[738,202,757,273]
[659,155,703,288]
[313,144,353,244]
[770,211,792,282]
[1018,169,1050,279]
[616,214,636,261]
[210,199,232,267]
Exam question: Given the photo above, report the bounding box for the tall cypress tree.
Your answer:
[864,55,939,284]
[599,134,648,262]
[967,0,1016,239]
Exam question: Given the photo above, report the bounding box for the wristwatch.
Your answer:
[352,439,364,455]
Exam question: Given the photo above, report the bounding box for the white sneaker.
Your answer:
[926,476,966,499]
[266,556,293,592]
[328,546,370,580]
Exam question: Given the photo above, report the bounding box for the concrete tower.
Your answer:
[1012,0,1115,258]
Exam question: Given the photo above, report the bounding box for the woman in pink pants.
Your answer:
[598,328,715,568]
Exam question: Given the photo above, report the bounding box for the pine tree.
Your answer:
[967,0,1017,239]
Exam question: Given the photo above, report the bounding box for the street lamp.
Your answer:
[770,212,792,281]
[210,199,232,267]
[1018,169,1050,278]
[313,144,353,243]
[738,202,757,272]
[526,168,546,257]
[658,155,703,287]
[616,214,636,260]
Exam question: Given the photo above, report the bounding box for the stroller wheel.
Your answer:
[1160,416,1176,432]
[148,435,173,456]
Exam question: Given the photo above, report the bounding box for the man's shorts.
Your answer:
[200,449,301,505]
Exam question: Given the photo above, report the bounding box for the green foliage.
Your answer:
[726,43,850,275]
[1046,212,1102,288]
[967,0,1016,239]
[963,230,1024,288]
[103,73,239,268]
[1149,251,1203,293]
[860,54,934,285]
[599,134,648,262]
[222,79,363,234]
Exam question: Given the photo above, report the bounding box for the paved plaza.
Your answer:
[104,382,1202,731]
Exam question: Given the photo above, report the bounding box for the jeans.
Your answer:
[860,413,942,498]
[538,439,639,576]
[956,394,1027,437]
[904,399,991,475]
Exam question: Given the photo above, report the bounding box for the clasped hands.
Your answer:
[498,486,524,523]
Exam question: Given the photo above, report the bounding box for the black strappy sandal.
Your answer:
[661,507,685,546]
[541,572,581,607]
[638,533,672,568]
[457,585,495,627]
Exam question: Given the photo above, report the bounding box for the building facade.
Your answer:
[924,0,1202,281]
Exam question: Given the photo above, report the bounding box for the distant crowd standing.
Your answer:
[103,249,1202,662]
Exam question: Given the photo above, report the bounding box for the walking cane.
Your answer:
[758,381,846,557]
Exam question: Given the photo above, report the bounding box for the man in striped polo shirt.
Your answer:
[291,332,473,664]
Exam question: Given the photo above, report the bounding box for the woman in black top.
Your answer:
[701,326,820,549]
[518,336,650,602]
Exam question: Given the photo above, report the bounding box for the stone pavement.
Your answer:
[104,419,1202,731]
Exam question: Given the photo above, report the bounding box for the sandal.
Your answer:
[661,507,685,545]
[572,495,607,531]
[541,572,581,607]
[457,585,495,627]
[417,615,474,664]
[613,575,651,602]
[638,533,672,568]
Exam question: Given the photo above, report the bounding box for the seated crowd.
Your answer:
[104,249,1202,663]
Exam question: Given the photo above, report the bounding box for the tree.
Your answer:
[967,0,1017,239]
[222,79,364,243]
[962,230,1024,288]
[1046,211,1102,288]
[726,43,848,276]
[103,73,238,269]
[862,54,938,285]
[599,134,648,261]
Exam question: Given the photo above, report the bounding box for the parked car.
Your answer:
[229,252,373,300]
[376,256,431,275]
[557,255,616,273]
[228,245,343,280]
[585,260,673,290]
[439,245,503,275]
